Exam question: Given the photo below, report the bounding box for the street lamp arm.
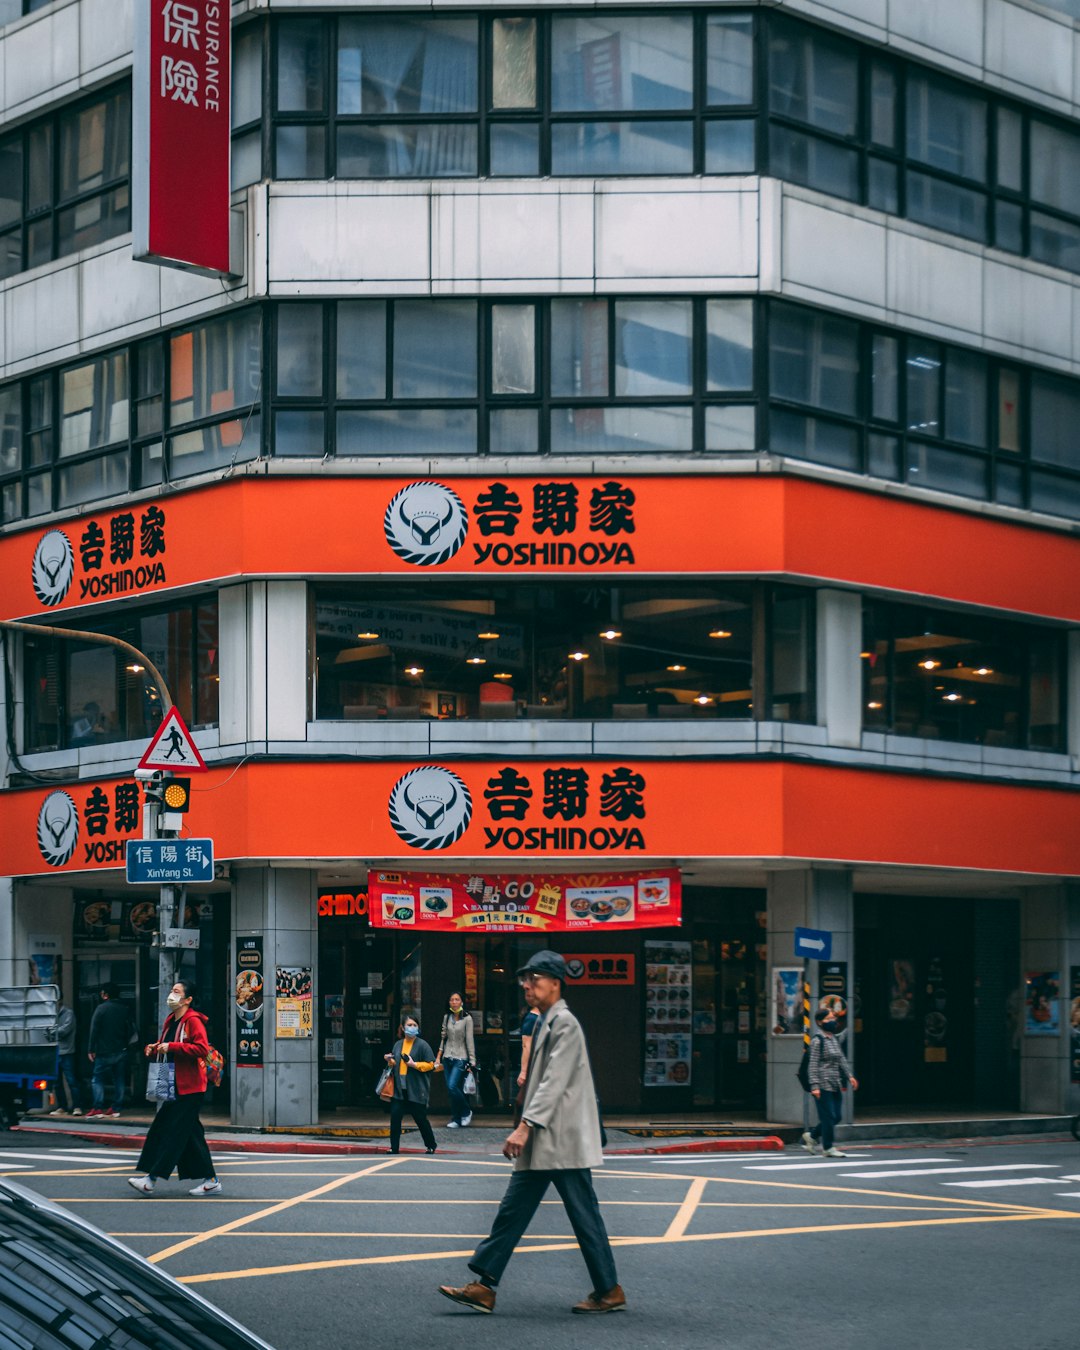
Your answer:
[0,619,173,712]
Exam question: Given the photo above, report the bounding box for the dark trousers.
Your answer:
[58,1053,82,1111]
[810,1089,843,1151]
[390,1097,436,1152]
[91,1051,126,1110]
[136,1092,215,1181]
[470,1168,618,1294]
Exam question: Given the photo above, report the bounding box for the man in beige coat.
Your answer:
[438,950,624,1316]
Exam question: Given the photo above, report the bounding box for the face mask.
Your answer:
[404,1025,418,1037]
[827,1020,846,1036]
[166,993,183,1010]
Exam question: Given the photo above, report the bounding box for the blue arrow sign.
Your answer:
[794,926,832,961]
[126,839,214,885]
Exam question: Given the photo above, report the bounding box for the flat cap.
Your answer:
[516,950,567,981]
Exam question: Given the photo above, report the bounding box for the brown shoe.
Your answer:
[572,1285,626,1314]
[438,1282,496,1314]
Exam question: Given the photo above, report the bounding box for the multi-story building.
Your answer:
[1,0,1078,1129]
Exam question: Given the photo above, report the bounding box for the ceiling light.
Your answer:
[493,672,513,680]
[919,659,941,670]
[477,631,500,640]
[709,630,732,639]
[568,651,589,662]
[599,629,622,640]
[467,657,486,665]
[943,692,962,702]
[667,664,687,672]
[405,666,424,676]
[694,695,712,705]
[867,701,883,710]
[126,663,144,673]
[357,631,379,640]
[974,667,993,676]
[860,651,871,659]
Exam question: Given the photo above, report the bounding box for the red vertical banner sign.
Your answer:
[133,0,232,277]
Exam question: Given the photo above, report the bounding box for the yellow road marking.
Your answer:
[664,1178,708,1240]
[147,1157,405,1264]
[176,1211,1065,1286]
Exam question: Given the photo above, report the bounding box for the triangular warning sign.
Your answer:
[138,707,208,773]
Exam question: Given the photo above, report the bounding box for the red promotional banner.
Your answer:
[369,870,682,934]
[134,0,231,277]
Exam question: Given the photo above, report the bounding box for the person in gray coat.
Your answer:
[383,1011,438,1154]
[49,999,83,1116]
[438,951,624,1316]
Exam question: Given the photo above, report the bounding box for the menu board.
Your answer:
[644,939,692,1087]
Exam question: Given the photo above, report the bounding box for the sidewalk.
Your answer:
[14,1105,1075,1155]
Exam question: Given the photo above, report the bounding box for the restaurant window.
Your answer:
[313,580,812,724]
[862,600,1064,751]
[22,598,219,754]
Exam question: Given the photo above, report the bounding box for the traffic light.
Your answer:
[161,778,191,813]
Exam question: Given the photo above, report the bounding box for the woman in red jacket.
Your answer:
[128,979,221,1196]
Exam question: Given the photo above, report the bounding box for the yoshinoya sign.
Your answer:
[28,507,169,610]
[133,0,232,277]
[34,779,144,870]
[369,870,680,933]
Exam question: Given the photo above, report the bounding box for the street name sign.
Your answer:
[794,926,832,960]
[126,838,214,884]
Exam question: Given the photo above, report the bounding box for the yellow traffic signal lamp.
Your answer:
[162,777,191,813]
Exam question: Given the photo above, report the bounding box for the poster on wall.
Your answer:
[888,958,916,1021]
[1025,971,1060,1035]
[771,967,803,1036]
[644,940,692,1087]
[275,967,313,1039]
[924,956,948,1063]
[1070,968,1080,1084]
[370,868,681,933]
[235,937,264,1067]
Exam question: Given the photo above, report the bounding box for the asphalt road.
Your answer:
[4,1133,1080,1350]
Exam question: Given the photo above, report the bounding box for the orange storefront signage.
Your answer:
[1,476,1077,622]
[2,759,1078,880]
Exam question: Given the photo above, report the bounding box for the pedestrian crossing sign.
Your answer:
[137,706,208,773]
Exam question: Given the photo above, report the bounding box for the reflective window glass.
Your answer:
[491,305,535,395]
[551,300,609,397]
[393,301,477,399]
[57,89,130,201]
[337,408,477,456]
[996,106,1023,192]
[493,18,537,109]
[551,15,693,112]
[770,409,859,470]
[769,125,858,200]
[906,442,987,499]
[871,334,899,423]
[705,300,753,392]
[997,368,1021,453]
[277,19,327,113]
[706,14,754,107]
[1029,119,1080,216]
[0,384,20,473]
[337,18,478,115]
[768,23,857,136]
[551,121,692,175]
[906,341,941,437]
[276,125,326,178]
[905,172,986,242]
[276,305,324,397]
[0,138,21,228]
[944,349,987,447]
[615,301,692,396]
[489,123,540,176]
[705,403,755,451]
[870,62,897,148]
[337,124,477,177]
[337,302,387,399]
[170,312,262,427]
[769,304,858,416]
[550,405,692,454]
[704,119,755,173]
[1030,372,1080,469]
[906,74,986,181]
[59,353,128,458]
[1029,211,1080,274]
[233,24,264,127]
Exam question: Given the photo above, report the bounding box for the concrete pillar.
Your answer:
[767,866,855,1124]
[816,589,862,749]
[231,866,318,1128]
[1019,885,1072,1114]
[1067,631,1080,773]
[218,581,308,750]
[0,878,14,987]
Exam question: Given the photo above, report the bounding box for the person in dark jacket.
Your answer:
[803,1006,858,1158]
[128,980,221,1197]
[384,1011,439,1154]
[87,983,132,1117]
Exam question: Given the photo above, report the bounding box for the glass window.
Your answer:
[276,305,324,397]
[337,302,387,399]
[770,409,859,471]
[704,119,756,174]
[614,300,692,396]
[905,172,986,242]
[770,588,814,722]
[1030,372,1080,469]
[867,158,899,213]
[490,407,539,454]
[871,334,899,423]
[491,305,535,395]
[867,432,901,480]
[769,125,858,200]
[0,383,20,473]
[551,300,609,397]
[233,23,264,129]
[870,62,897,148]
[1029,211,1080,274]
[490,124,540,176]
[994,200,1024,254]
[59,353,128,458]
[769,304,858,416]
[768,23,857,136]
[337,123,477,178]
[170,311,262,427]
[276,125,326,179]
[551,120,693,175]
[905,341,941,437]
[0,137,21,229]
[136,341,163,437]
[906,73,986,181]
[997,367,1021,453]
[550,405,692,454]
[275,409,325,457]
[943,349,987,447]
[169,413,261,478]
[27,123,51,213]
[57,88,130,202]
[996,106,1023,193]
[337,18,478,115]
[57,452,127,508]
[705,403,755,451]
[337,407,477,456]
[1029,119,1080,217]
[27,375,52,467]
[706,300,754,392]
[706,14,754,107]
[551,15,693,112]
[492,18,537,109]
[276,19,327,113]
[906,443,987,499]
[393,301,477,399]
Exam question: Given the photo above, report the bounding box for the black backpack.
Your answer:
[795,1036,820,1093]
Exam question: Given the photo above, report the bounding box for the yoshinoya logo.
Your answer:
[384,482,468,567]
[388,765,473,850]
[31,531,75,607]
[37,790,80,867]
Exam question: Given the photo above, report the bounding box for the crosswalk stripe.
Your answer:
[841,1164,1055,1179]
[746,1157,946,1171]
[945,1177,1061,1188]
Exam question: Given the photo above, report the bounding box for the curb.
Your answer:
[16,1124,784,1157]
